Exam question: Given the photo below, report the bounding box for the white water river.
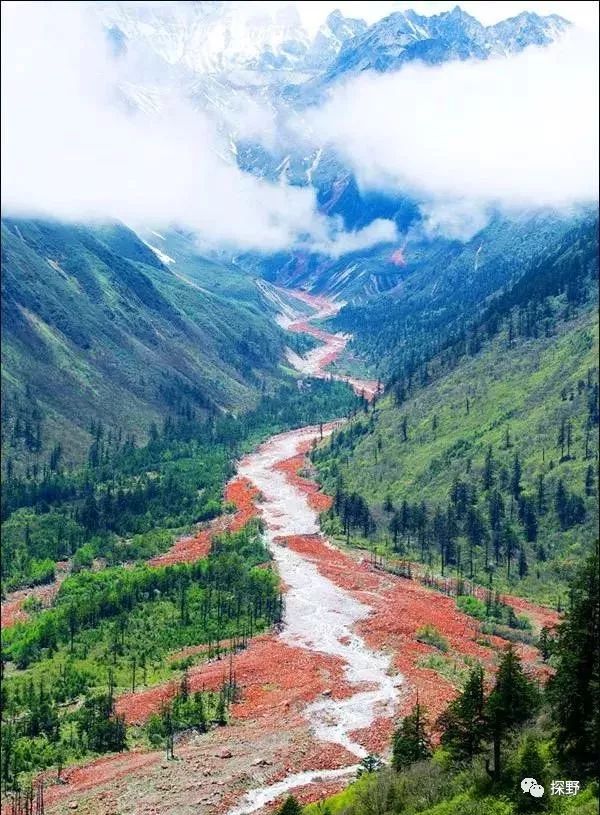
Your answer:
[229,425,402,814]
[227,290,401,813]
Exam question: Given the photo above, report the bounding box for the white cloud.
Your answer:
[0,1,394,256]
[310,217,399,257]
[301,29,598,237]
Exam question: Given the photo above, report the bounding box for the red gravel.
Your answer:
[277,448,555,726]
[1,561,70,630]
[275,449,334,514]
[149,478,260,567]
[116,634,357,726]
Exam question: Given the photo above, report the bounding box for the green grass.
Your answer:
[324,313,596,506]
[416,624,450,653]
[315,305,598,605]
[304,743,599,815]
[325,345,377,379]
[416,654,470,689]
[1,218,286,469]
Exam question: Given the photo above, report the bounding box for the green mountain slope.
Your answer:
[314,221,599,605]
[1,219,284,469]
[331,209,598,375]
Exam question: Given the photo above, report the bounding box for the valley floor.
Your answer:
[1,289,559,815]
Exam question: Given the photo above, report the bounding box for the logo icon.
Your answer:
[521,778,545,797]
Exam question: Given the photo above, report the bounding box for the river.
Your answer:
[228,290,401,814]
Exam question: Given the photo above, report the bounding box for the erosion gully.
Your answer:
[2,287,558,815]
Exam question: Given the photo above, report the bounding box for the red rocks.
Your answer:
[116,634,355,726]
[148,478,260,567]
[1,561,70,630]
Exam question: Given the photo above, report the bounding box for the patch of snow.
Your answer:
[143,241,175,265]
[305,147,323,185]
[474,242,484,271]
[275,154,291,185]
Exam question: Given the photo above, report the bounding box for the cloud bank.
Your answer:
[302,29,599,238]
[2,2,597,250]
[0,2,396,256]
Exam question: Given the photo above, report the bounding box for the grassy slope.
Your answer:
[305,753,598,815]
[316,305,599,604]
[1,219,284,466]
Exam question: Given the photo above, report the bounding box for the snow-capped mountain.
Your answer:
[95,3,574,299]
[100,3,570,128]
[98,1,365,79]
[304,7,570,98]
[303,10,367,72]
[102,3,568,91]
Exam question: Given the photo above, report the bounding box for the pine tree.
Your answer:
[536,473,545,514]
[392,700,432,771]
[584,464,596,496]
[503,524,519,579]
[277,796,302,815]
[554,479,568,528]
[438,664,486,762]
[483,446,494,491]
[357,754,384,776]
[548,544,599,779]
[484,645,539,780]
[389,512,401,550]
[400,415,408,442]
[161,703,174,760]
[518,496,538,542]
[518,547,528,579]
[557,417,566,459]
[510,453,522,500]
[215,689,227,726]
[512,735,547,812]
[179,669,190,702]
[538,627,552,662]
[193,692,207,732]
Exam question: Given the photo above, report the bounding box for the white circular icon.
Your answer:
[521,778,536,792]
[530,783,545,798]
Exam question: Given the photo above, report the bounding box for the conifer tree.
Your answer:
[548,543,599,779]
[518,547,528,579]
[512,735,547,812]
[483,446,494,491]
[584,464,596,496]
[484,645,539,780]
[438,664,486,762]
[392,700,432,771]
[510,453,522,500]
[277,797,302,815]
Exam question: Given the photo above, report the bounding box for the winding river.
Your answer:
[228,291,401,814]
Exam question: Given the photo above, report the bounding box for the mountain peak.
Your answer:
[323,8,367,39]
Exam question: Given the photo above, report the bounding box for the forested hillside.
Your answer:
[0,521,280,787]
[1,379,359,593]
[331,209,598,364]
[314,215,599,605]
[1,219,287,470]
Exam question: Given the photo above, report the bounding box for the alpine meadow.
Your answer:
[0,3,598,815]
